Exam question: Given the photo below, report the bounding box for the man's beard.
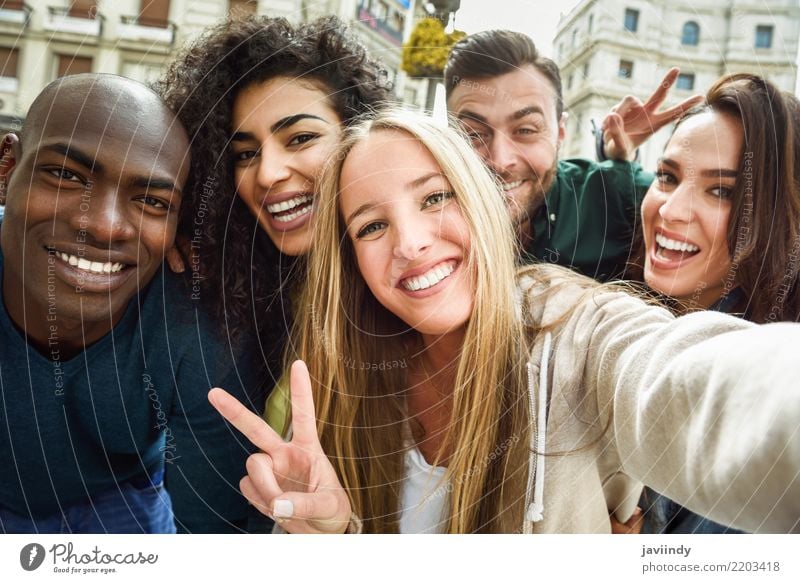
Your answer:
[509,158,558,230]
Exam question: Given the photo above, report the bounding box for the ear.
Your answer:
[0,133,20,206]
[556,112,567,151]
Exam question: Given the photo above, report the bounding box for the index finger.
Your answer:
[287,360,321,445]
[644,67,680,108]
[208,387,284,452]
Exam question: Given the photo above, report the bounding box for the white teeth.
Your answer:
[656,233,699,253]
[52,249,125,274]
[267,194,313,214]
[401,261,456,292]
[501,180,523,191]
[273,204,312,223]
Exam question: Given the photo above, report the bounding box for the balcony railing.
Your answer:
[119,15,176,45]
[0,1,32,28]
[357,7,403,45]
[45,6,103,36]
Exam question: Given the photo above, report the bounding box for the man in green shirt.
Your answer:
[445,30,700,281]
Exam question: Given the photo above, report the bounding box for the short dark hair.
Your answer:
[444,30,563,117]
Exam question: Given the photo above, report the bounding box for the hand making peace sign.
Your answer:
[602,67,704,161]
[208,360,352,534]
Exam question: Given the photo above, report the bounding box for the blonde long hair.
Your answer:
[294,108,532,532]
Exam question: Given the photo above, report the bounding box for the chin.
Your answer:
[270,233,312,257]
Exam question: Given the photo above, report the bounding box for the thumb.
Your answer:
[165,246,186,273]
[603,113,634,161]
[270,490,350,533]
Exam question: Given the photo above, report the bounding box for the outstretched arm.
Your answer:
[578,294,800,532]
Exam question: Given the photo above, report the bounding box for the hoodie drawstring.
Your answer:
[524,331,551,532]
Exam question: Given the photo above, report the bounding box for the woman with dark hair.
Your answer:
[156,15,393,389]
[633,73,800,533]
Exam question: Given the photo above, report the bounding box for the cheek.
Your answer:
[352,241,383,292]
[234,166,256,203]
[707,205,732,256]
[641,192,662,231]
[305,142,339,185]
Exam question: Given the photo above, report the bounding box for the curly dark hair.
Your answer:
[156,15,394,382]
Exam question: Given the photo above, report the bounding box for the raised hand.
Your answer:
[602,67,704,161]
[208,360,352,534]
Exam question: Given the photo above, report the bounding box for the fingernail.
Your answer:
[272,499,294,519]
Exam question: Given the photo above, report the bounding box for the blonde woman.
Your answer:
[209,109,800,533]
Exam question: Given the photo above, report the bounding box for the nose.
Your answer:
[70,188,136,244]
[658,182,694,224]
[392,219,433,261]
[486,132,518,176]
[255,146,292,190]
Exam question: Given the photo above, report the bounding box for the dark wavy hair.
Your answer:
[156,15,393,379]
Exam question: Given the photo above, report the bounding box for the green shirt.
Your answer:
[524,158,653,281]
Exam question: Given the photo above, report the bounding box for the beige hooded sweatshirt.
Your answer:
[518,266,800,533]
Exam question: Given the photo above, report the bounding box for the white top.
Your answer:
[398,447,449,534]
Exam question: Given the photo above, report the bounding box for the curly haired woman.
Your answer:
[157,15,393,389]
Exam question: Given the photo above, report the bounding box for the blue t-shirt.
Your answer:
[0,245,264,532]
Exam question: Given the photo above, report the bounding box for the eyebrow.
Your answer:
[457,111,489,126]
[131,176,182,197]
[510,105,545,121]
[271,113,328,133]
[457,105,545,127]
[42,143,102,173]
[345,172,448,226]
[231,113,330,143]
[658,158,738,178]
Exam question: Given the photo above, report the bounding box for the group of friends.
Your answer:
[0,14,799,535]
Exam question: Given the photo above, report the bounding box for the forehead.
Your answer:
[447,65,559,123]
[341,130,441,190]
[233,76,340,125]
[29,89,188,179]
[666,111,743,166]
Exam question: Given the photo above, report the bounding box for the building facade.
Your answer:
[553,0,800,169]
[0,0,418,129]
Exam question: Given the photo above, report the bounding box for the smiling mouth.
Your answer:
[47,247,129,275]
[654,233,700,262]
[400,260,457,292]
[266,194,313,223]
[500,179,526,192]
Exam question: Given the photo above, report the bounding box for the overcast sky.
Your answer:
[452,0,800,93]
[453,0,572,57]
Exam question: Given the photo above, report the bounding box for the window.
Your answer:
[571,28,577,47]
[588,13,593,34]
[618,59,634,79]
[755,25,773,48]
[583,60,590,78]
[56,54,92,77]
[567,73,573,89]
[558,42,564,59]
[624,8,639,32]
[0,47,19,79]
[676,73,695,90]
[229,0,257,16]
[68,0,97,19]
[139,0,170,28]
[681,21,699,45]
